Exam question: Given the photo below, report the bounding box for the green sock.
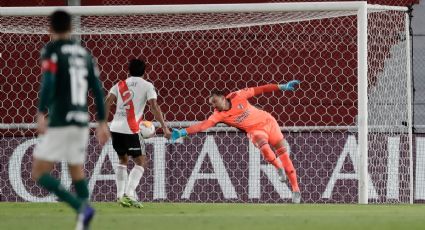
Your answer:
[37,173,82,212]
[74,179,89,203]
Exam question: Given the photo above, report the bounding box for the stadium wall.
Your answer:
[1,132,423,203]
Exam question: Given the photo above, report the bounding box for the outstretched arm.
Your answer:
[251,84,280,96]
[239,80,301,99]
[186,120,216,134]
[171,119,217,142]
[171,111,223,142]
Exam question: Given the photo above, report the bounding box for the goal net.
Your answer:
[0,2,414,204]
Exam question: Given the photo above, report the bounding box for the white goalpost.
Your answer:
[0,2,413,204]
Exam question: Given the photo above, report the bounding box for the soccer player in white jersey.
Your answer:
[105,59,171,208]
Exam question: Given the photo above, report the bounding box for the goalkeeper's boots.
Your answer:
[292,191,301,204]
[277,168,287,182]
[76,203,95,230]
[118,195,131,207]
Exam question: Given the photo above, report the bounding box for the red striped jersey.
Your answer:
[109,77,157,134]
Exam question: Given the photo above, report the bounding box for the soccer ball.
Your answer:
[139,121,155,139]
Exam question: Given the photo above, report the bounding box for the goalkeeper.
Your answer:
[171,81,301,203]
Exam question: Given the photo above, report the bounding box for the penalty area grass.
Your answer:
[0,202,424,230]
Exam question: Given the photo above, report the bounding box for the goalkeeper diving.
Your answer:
[171,80,301,203]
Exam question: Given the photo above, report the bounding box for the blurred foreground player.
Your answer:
[32,10,110,230]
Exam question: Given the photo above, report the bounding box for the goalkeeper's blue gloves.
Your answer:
[279,80,300,91]
[171,128,188,142]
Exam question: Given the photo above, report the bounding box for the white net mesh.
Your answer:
[0,6,414,203]
[1,11,357,34]
[367,10,411,203]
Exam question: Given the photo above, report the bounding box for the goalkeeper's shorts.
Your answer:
[247,115,284,147]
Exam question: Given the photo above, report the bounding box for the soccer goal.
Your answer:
[0,2,414,204]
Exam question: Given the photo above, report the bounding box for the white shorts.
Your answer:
[33,126,89,165]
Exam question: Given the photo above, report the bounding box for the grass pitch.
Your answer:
[0,202,424,230]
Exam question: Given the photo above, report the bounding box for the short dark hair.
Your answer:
[129,59,146,77]
[210,89,225,97]
[50,10,71,33]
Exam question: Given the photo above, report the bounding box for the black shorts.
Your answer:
[111,132,146,157]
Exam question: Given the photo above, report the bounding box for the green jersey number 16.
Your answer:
[69,56,88,106]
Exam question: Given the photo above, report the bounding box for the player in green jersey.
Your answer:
[31,10,110,230]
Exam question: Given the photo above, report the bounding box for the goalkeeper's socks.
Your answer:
[260,144,284,169]
[116,164,128,198]
[125,165,145,199]
[276,147,300,192]
[37,173,82,212]
[74,179,89,202]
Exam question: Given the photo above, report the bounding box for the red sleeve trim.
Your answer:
[41,59,57,74]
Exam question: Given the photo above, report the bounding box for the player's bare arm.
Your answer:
[104,93,117,121]
[148,98,171,138]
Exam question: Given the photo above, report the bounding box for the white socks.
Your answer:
[116,164,128,199]
[125,165,145,200]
